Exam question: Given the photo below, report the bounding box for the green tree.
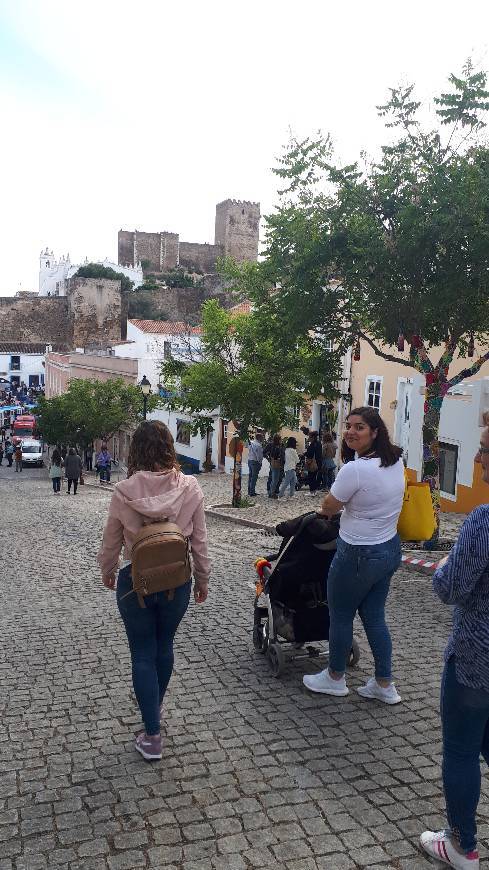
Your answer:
[74,263,134,294]
[247,63,489,542]
[37,378,158,449]
[128,286,169,321]
[161,299,342,504]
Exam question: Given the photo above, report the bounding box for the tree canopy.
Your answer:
[37,378,158,448]
[160,298,342,438]
[74,263,134,294]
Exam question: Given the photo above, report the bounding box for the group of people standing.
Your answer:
[48,442,115,494]
[247,429,339,499]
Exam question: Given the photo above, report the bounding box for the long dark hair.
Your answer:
[128,420,179,476]
[341,406,402,468]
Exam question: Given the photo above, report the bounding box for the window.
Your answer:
[10,356,20,371]
[366,376,382,410]
[324,339,334,352]
[163,341,172,360]
[176,419,191,445]
[439,442,459,496]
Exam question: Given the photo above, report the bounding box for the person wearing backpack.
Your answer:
[98,420,210,762]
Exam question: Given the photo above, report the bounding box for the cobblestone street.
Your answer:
[1,466,488,870]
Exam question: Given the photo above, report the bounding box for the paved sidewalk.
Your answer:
[1,472,487,870]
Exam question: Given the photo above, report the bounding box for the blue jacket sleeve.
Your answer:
[433,507,489,605]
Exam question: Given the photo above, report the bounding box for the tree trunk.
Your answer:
[231,438,244,507]
[421,380,443,550]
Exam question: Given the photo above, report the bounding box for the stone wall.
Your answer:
[214,199,260,262]
[144,284,234,324]
[67,278,122,348]
[178,242,222,274]
[118,230,179,271]
[0,296,70,346]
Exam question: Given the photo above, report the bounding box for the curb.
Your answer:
[205,506,446,576]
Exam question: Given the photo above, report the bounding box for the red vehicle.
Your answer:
[12,415,37,445]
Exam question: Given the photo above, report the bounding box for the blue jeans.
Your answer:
[248,460,261,495]
[116,565,191,735]
[279,469,296,497]
[327,534,401,677]
[269,467,281,496]
[322,460,336,490]
[99,466,111,482]
[441,656,489,852]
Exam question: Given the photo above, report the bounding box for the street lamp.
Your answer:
[139,375,151,420]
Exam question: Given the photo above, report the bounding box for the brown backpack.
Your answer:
[124,520,191,608]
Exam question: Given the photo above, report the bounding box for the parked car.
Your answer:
[21,439,44,467]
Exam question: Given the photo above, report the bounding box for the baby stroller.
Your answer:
[253,511,361,677]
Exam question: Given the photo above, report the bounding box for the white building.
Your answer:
[0,343,48,389]
[112,319,202,391]
[38,249,143,297]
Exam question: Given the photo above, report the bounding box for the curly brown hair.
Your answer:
[127,420,179,476]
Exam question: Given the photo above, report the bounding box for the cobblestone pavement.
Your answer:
[1,468,487,870]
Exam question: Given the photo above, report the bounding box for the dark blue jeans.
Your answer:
[248,460,261,495]
[441,656,489,852]
[327,534,401,677]
[116,565,191,735]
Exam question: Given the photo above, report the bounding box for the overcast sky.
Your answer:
[0,0,488,295]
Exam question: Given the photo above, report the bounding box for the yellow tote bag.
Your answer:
[397,474,436,542]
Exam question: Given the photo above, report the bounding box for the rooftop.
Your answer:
[130,319,201,336]
[228,301,251,315]
[0,342,64,354]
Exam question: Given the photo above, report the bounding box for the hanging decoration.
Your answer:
[353,338,361,361]
[467,334,475,358]
[410,334,422,349]
[397,333,405,352]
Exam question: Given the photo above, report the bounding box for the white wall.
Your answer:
[406,376,489,492]
[0,352,45,387]
[113,322,201,391]
[149,407,219,472]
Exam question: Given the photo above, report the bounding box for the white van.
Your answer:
[21,439,44,467]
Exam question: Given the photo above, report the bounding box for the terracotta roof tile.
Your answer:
[0,342,64,354]
[130,319,201,335]
[228,301,251,315]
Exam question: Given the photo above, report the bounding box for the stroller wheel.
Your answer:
[253,623,267,654]
[267,643,285,677]
[348,639,361,667]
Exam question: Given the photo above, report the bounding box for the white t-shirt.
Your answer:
[284,448,300,472]
[330,456,405,545]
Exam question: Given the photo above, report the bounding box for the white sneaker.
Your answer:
[303,669,349,696]
[357,677,402,705]
[420,830,479,869]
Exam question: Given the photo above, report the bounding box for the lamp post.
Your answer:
[139,375,151,420]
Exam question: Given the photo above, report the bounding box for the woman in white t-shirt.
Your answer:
[278,437,300,498]
[303,406,405,704]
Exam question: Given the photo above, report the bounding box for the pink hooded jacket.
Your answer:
[97,469,211,585]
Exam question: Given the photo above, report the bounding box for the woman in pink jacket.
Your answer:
[98,421,210,761]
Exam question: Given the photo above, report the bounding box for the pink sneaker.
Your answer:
[420,830,479,869]
[135,732,162,761]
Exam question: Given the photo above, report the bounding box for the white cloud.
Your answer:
[0,0,488,293]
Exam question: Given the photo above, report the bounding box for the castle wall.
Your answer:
[0,296,71,346]
[214,199,260,262]
[118,231,135,267]
[67,278,122,348]
[178,242,222,274]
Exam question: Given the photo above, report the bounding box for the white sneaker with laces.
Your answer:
[357,676,402,705]
[420,830,479,869]
[303,669,349,696]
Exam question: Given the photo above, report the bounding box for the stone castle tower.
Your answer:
[214,200,260,263]
[118,199,260,273]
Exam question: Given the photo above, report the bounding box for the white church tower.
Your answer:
[38,248,72,297]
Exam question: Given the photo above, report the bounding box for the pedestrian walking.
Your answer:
[96,442,113,484]
[419,421,489,870]
[278,437,300,498]
[303,406,404,701]
[5,440,14,467]
[247,433,263,497]
[84,445,93,472]
[0,444,3,466]
[305,431,322,494]
[65,447,83,494]
[49,448,63,494]
[268,434,283,499]
[98,420,210,761]
[14,444,22,472]
[321,432,338,490]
